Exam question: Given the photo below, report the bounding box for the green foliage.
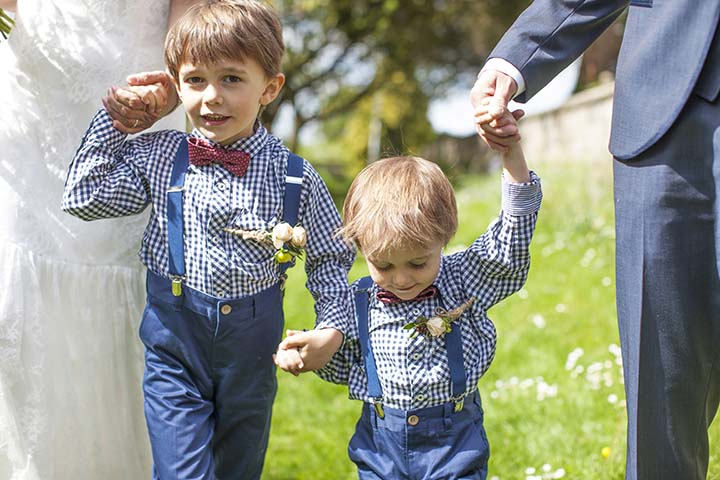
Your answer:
[263,159,720,479]
[0,8,14,38]
[268,1,532,146]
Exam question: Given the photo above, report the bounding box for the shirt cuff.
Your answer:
[501,171,542,216]
[314,300,351,338]
[85,109,129,151]
[480,58,526,99]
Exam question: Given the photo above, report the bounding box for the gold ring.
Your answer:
[132,119,139,128]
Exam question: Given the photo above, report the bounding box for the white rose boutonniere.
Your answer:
[403,297,476,339]
[225,221,307,264]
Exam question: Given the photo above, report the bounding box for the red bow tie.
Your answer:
[188,137,251,177]
[376,285,439,305]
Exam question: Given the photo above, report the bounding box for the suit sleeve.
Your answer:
[489,0,629,102]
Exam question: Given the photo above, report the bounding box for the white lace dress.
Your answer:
[0,1,185,478]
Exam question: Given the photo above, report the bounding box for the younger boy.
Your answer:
[276,106,540,479]
[62,1,354,478]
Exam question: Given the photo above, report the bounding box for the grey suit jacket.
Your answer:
[489,0,720,159]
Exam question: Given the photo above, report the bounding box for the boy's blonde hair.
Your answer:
[340,156,458,258]
[165,0,284,81]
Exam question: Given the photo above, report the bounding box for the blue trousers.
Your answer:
[348,391,489,480]
[139,271,284,480]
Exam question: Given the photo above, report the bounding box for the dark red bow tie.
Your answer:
[188,137,251,177]
[376,285,439,305]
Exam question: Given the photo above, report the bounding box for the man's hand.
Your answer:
[470,69,520,152]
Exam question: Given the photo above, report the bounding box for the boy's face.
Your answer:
[365,242,443,301]
[174,57,284,145]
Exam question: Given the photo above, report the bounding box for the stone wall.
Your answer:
[518,81,614,164]
[422,81,615,177]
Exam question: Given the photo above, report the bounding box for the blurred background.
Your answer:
[3,2,718,479]
[265,0,624,198]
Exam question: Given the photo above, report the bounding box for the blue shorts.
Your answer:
[349,391,490,479]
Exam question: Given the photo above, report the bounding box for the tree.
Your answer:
[270,0,532,150]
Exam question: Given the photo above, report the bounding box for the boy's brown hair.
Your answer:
[339,156,458,259]
[165,0,284,81]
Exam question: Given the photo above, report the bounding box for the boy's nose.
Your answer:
[392,270,413,288]
[203,84,222,104]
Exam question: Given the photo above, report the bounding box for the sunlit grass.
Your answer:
[263,159,720,480]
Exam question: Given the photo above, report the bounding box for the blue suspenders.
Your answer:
[354,276,468,417]
[280,153,304,276]
[167,139,189,296]
[165,139,304,296]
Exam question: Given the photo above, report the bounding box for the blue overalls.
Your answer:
[349,277,490,480]
[139,139,304,480]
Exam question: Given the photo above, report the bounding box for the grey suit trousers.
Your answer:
[614,92,720,480]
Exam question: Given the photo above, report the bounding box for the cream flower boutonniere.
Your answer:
[403,297,477,339]
[225,221,307,264]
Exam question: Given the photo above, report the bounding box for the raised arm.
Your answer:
[105,0,203,133]
[472,0,627,151]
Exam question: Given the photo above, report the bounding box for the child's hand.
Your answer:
[277,328,344,373]
[273,346,304,376]
[473,98,525,148]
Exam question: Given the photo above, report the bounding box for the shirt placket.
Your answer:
[406,303,431,408]
[207,167,233,297]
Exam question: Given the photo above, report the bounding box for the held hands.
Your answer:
[273,328,344,376]
[103,71,179,134]
[470,70,521,152]
[476,100,530,183]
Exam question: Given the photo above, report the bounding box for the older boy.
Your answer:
[62,1,354,478]
[276,105,540,478]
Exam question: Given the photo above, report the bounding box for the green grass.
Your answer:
[263,159,720,480]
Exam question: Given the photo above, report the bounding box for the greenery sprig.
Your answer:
[224,221,307,264]
[403,297,476,339]
[0,9,14,39]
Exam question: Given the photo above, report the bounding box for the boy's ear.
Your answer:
[168,70,182,98]
[260,73,285,106]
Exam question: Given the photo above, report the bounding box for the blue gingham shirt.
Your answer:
[316,174,542,410]
[63,109,355,330]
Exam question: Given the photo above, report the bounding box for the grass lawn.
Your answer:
[263,158,720,480]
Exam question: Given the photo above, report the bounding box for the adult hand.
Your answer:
[104,71,179,134]
[470,69,520,152]
[102,87,157,134]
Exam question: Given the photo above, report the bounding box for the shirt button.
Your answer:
[411,308,421,316]
[217,290,225,297]
[416,394,426,401]
[217,182,227,191]
[212,235,220,244]
[411,353,421,361]
[407,415,420,426]
[220,304,232,315]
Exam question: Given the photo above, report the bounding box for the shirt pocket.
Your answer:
[227,209,277,262]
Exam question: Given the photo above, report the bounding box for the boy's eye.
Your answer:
[224,75,242,83]
[372,263,391,271]
[410,262,427,269]
[186,76,204,84]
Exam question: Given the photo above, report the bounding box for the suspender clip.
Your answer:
[167,185,184,193]
[451,394,465,413]
[372,397,385,419]
[169,275,185,297]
